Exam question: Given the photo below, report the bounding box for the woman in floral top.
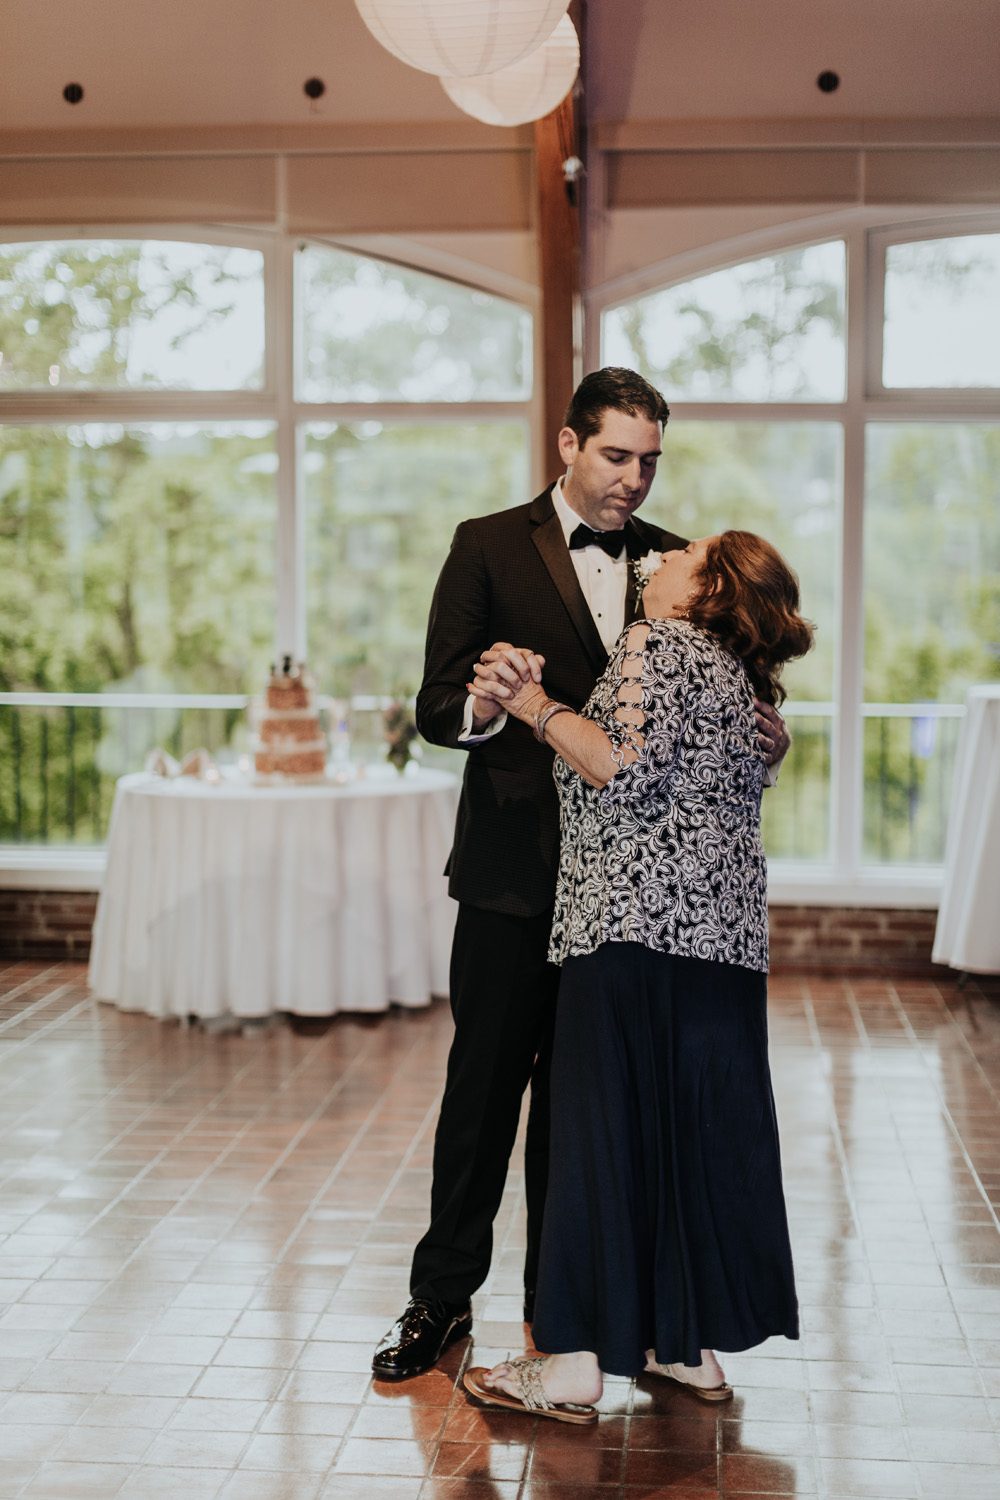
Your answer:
[462,530,814,1424]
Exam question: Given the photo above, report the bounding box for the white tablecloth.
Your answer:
[933,685,1000,974]
[88,768,460,1018]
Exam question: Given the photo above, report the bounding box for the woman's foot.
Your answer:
[644,1348,728,1388]
[485,1350,603,1407]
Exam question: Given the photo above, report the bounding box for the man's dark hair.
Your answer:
[563,367,670,447]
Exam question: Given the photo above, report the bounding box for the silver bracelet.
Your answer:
[533,700,574,744]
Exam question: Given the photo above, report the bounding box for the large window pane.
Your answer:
[864,424,1000,704]
[646,421,841,861]
[0,423,275,695]
[0,240,264,391]
[0,701,247,846]
[883,235,1000,389]
[296,245,532,402]
[649,422,839,701]
[603,243,845,402]
[863,423,1000,863]
[305,421,529,700]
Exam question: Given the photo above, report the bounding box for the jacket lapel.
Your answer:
[623,516,687,624]
[529,488,608,675]
[623,522,644,626]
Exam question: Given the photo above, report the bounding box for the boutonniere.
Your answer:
[631,551,661,603]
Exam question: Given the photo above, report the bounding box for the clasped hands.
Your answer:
[469,642,791,768]
[468,643,549,729]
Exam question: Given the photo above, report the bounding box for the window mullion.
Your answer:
[832,223,869,881]
[274,235,302,664]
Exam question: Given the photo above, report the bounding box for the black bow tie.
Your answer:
[568,523,626,559]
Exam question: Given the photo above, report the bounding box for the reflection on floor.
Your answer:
[0,963,999,1498]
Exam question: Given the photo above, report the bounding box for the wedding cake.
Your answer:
[252,658,328,782]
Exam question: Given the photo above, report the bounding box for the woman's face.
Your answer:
[642,536,718,618]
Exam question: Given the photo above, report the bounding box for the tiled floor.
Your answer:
[0,964,999,1498]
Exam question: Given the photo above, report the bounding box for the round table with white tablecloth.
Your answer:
[88,767,460,1019]
[932,685,1000,975]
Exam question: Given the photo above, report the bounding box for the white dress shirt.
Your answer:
[460,478,627,743]
[457,483,785,785]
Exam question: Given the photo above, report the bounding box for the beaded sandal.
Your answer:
[463,1357,598,1425]
[647,1359,734,1403]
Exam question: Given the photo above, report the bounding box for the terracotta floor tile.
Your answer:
[350,1402,446,1440]
[422,1482,521,1500]
[217,1475,323,1500]
[316,1477,423,1500]
[818,1456,921,1498]
[621,1489,720,1500]
[812,1423,908,1460]
[625,1448,719,1488]
[334,1436,433,1476]
[432,1440,530,1482]
[3,968,1000,1500]
[721,1452,816,1492]
[527,1441,624,1484]
[720,1418,811,1454]
[192,1367,289,1402]
[0,1391,95,1424]
[116,1465,229,1499]
[630,1414,719,1452]
[19,1460,134,1497]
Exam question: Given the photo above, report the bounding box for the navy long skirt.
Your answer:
[531,941,799,1378]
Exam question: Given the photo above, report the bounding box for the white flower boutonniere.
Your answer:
[631,550,661,604]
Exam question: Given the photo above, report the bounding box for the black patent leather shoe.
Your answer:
[371,1297,472,1380]
[523,1288,536,1324]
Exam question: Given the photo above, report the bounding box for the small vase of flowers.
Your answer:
[383,699,419,773]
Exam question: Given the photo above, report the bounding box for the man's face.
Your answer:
[559,408,663,531]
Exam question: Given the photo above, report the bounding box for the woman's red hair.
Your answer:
[684,530,814,705]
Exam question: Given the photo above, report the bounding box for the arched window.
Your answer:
[602,218,1000,886]
[0,233,532,846]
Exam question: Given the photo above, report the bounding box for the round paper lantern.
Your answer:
[354,0,569,78]
[441,14,579,127]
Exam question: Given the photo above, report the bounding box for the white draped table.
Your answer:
[933,685,1000,975]
[88,768,460,1019]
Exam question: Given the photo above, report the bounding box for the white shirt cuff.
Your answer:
[763,747,787,788]
[459,693,508,744]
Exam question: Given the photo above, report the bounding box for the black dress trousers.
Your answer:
[409,902,559,1307]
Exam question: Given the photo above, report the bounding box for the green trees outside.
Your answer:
[861,424,1000,861]
[2,235,998,860]
[609,245,1000,863]
[297,244,531,403]
[305,421,528,700]
[0,239,263,391]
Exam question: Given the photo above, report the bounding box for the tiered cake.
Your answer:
[252,658,328,782]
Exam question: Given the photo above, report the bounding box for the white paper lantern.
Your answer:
[354,0,569,78]
[441,14,578,127]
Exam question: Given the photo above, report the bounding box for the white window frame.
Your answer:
[589,204,1000,906]
[0,223,538,884]
[867,215,1000,407]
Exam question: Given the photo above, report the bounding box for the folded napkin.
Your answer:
[145,747,180,778]
[179,748,218,779]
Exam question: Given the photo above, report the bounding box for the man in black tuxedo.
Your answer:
[372,368,788,1379]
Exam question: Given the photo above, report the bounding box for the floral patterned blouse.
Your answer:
[548,617,769,973]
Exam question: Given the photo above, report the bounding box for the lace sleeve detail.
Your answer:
[601,623,691,807]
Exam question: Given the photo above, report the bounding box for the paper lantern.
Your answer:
[354,0,569,78]
[441,14,578,127]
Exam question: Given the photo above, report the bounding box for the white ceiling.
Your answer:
[590,0,1000,122]
[1,0,997,134]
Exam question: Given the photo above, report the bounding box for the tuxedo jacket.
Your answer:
[416,484,687,917]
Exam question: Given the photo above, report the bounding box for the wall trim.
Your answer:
[0,121,533,162]
[594,117,1000,152]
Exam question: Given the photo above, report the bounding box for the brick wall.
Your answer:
[768,904,941,973]
[0,890,99,962]
[0,890,944,972]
